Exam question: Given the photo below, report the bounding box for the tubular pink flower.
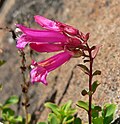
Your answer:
[16,24,67,49]
[16,24,67,42]
[30,51,73,85]
[34,15,79,36]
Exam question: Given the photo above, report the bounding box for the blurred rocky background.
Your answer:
[0,0,120,123]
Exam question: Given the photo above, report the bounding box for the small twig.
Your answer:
[19,50,30,124]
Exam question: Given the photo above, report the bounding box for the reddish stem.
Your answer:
[87,44,93,124]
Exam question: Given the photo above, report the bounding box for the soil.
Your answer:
[0,0,120,123]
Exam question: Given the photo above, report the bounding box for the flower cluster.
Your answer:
[16,15,89,85]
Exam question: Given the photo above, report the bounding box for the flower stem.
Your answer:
[87,44,93,124]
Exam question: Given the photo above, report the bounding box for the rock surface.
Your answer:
[0,0,120,123]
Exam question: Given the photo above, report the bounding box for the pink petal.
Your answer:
[30,66,48,85]
[30,51,73,85]
[66,37,82,49]
[38,51,73,71]
[34,15,60,31]
[16,34,28,49]
[63,25,79,36]
[16,24,67,43]
[30,43,64,52]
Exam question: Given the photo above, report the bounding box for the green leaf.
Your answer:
[76,101,89,111]
[93,70,101,76]
[63,116,74,123]
[0,103,3,108]
[50,116,59,124]
[37,122,47,124]
[45,102,60,115]
[81,89,88,96]
[60,100,77,116]
[103,115,114,124]
[27,113,31,123]
[92,81,100,94]
[14,116,23,122]
[102,104,117,124]
[77,64,89,75]
[0,84,3,91]
[2,108,15,120]
[94,106,102,112]
[4,96,19,106]
[92,117,103,124]
[66,108,77,116]
[103,104,116,117]
[48,113,59,124]
[92,109,99,118]
[61,100,72,112]
[74,117,82,124]
[0,60,6,66]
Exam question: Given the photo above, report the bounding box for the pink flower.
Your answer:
[16,15,89,85]
[34,15,79,36]
[30,51,73,85]
[16,24,67,50]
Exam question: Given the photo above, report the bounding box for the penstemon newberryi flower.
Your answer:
[16,15,91,85]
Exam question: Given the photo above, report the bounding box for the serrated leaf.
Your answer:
[0,60,6,66]
[81,89,88,96]
[77,64,89,75]
[45,102,60,115]
[76,101,89,111]
[92,81,100,94]
[93,70,101,76]
[4,96,19,106]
